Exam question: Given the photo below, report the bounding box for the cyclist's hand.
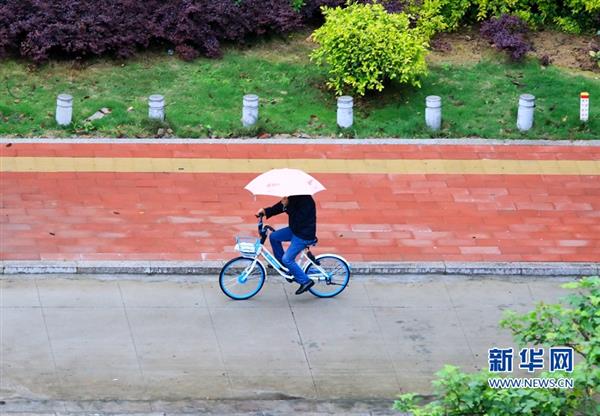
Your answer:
[256,208,265,218]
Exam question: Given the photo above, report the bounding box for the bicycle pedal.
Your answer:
[285,276,295,283]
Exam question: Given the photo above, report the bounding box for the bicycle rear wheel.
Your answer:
[303,255,350,298]
[219,257,266,300]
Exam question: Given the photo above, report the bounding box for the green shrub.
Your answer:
[412,0,471,31]
[439,0,472,29]
[472,0,600,33]
[310,2,430,96]
[404,0,452,37]
[290,0,306,12]
[395,364,596,416]
[559,0,600,33]
[393,276,600,416]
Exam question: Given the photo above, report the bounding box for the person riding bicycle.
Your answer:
[256,195,317,295]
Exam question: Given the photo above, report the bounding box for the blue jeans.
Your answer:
[269,227,314,285]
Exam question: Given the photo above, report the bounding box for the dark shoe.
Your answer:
[295,280,315,295]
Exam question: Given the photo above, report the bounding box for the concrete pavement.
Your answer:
[1,274,574,414]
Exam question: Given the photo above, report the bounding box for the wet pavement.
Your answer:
[0,273,574,414]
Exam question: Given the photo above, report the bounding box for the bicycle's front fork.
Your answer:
[237,260,259,284]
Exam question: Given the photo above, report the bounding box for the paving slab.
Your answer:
[365,280,453,309]
[0,280,40,307]
[1,308,54,372]
[36,279,123,308]
[444,280,535,309]
[43,308,140,371]
[126,308,223,372]
[210,306,310,373]
[293,306,392,373]
[118,281,207,308]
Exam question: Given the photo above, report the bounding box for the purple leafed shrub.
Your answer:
[0,0,303,63]
[174,44,201,62]
[152,0,302,60]
[480,14,533,61]
[0,0,156,63]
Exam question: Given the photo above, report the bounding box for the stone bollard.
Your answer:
[425,95,442,131]
[517,94,535,131]
[337,96,353,129]
[55,94,73,126]
[148,94,165,121]
[242,94,259,127]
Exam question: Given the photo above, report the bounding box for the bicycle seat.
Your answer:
[306,237,318,248]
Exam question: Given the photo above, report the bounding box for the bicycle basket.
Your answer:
[234,236,260,255]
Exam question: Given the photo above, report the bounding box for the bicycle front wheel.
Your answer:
[303,255,351,298]
[219,257,266,300]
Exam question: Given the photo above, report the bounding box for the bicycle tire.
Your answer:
[219,256,266,300]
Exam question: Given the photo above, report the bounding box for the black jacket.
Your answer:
[264,195,316,241]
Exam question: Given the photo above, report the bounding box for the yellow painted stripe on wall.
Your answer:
[1,157,600,175]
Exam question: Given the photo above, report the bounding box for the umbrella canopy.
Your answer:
[244,168,326,197]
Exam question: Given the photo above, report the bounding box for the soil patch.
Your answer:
[531,30,598,72]
[239,31,316,64]
[428,28,599,77]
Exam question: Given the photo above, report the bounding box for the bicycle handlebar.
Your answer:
[257,213,271,243]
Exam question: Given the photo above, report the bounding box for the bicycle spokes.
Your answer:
[304,255,350,298]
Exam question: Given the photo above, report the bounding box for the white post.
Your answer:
[148,94,165,121]
[242,94,259,127]
[517,94,535,132]
[337,96,353,128]
[580,92,589,122]
[425,96,442,131]
[55,94,73,126]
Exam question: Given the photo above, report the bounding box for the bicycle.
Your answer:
[218,214,351,300]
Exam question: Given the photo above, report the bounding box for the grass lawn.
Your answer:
[1,32,599,139]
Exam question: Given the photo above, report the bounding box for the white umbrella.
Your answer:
[244,168,326,197]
